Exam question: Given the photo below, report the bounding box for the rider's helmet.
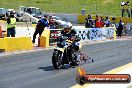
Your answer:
[63,22,72,34]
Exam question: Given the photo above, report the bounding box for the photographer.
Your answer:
[121,1,130,17]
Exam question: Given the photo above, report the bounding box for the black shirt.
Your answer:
[61,29,77,38]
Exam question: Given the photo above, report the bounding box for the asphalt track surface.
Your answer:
[0,40,132,88]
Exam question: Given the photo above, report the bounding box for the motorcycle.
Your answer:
[52,36,82,69]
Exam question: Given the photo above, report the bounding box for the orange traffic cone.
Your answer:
[0,26,2,38]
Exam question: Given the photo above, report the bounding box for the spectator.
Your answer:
[95,15,101,28]
[85,15,94,28]
[112,17,116,24]
[124,20,129,35]
[32,15,49,44]
[100,17,105,27]
[111,17,116,27]
[117,19,124,37]
[49,16,56,29]
[7,11,16,37]
[104,16,111,27]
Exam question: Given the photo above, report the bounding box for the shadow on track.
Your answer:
[37,65,74,71]
[37,66,55,71]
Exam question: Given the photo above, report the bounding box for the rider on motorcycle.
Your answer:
[57,22,81,66]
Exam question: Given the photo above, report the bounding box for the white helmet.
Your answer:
[63,22,72,28]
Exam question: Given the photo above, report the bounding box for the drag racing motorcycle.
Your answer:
[52,36,94,69]
[52,36,81,69]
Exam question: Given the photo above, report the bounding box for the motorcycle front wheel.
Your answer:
[52,50,63,69]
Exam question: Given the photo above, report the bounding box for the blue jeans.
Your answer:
[7,27,16,37]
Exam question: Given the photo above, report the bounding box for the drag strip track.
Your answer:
[0,40,132,88]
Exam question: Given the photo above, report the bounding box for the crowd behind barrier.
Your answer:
[78,15,132,24]
[84,15,132,38]
[85,15,119,28]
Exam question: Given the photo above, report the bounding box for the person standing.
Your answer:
[95,15,101,28]
[100,17,105,27]
[32,15,49,44]
[7,11,16,37]
[124,20,129,35]
[85,15,94,28]
[104,16,111,27]
[49,16,55,29]
[112,17,116,27]
[118,19,124,37]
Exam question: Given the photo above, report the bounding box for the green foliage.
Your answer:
[0,0,131,16]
